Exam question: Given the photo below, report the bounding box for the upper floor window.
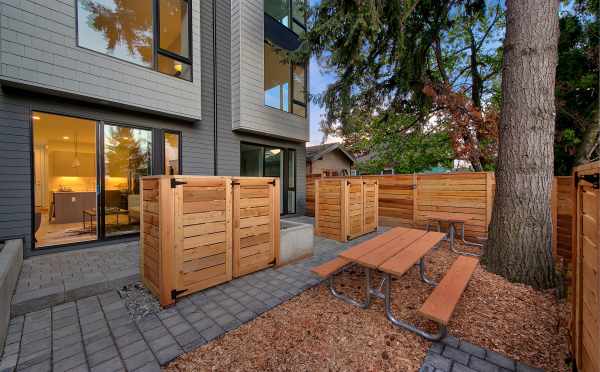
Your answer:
[264,43,307,117]
[77,0,192,81]
[265,0,306,36]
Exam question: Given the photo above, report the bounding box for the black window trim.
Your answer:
[75,0,193,82]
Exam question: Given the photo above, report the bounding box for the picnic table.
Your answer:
[312,226,479,341]
[422,212,482,256]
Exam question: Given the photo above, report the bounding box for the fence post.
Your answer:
[412,173,418,227]
[485,172,495,233]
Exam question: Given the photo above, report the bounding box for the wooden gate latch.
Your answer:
[171,179,187,188]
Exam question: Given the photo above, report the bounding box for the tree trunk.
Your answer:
[484,0,559,289]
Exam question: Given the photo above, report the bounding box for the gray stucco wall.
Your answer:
[0,0,203,120]
[0,0,307,257]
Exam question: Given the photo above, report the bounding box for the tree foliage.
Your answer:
[554,0,599,175]
[298,0,504,173]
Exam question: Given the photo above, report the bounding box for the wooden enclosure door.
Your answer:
[173,177,232,299]
[315,179,345,241]
[232,178,280,277]
[363,180,378,233]
[347,179,365,240]
[574,176,599,372]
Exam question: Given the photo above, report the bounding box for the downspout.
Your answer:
[212,0,218,175]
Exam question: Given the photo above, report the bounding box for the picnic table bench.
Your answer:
[311,226,479,341]
[423,212,482,256]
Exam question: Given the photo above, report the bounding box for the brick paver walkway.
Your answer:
[0,223,366,372]
[419,335,543,372]
[12,241,139,316]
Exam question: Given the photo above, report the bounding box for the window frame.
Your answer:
[75,0,193,81]
[264,41,307,117]
[265,0,306,36]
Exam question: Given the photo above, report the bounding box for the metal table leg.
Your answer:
[383,273,447,341]
[328,265,373,309]
[449,222,482,257]
[418,257,437,286]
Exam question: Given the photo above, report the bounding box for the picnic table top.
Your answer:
[422,212,472,223]
[339,227,445,276]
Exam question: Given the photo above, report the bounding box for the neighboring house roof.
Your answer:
[306,143,356,163]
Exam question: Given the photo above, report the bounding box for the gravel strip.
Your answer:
[118,282,162,320]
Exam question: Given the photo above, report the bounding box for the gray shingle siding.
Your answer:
[0,0,307,257]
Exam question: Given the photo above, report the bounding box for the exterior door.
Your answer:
[347,179,364,239]
[173,177,233,297]
[232,178,280,277]
[363,179,378,232]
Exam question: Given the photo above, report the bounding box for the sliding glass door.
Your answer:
[240,142,296,214]
[103,125,152,237]
[31,112,184,249]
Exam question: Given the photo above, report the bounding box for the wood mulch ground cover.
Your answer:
[165,243,571,372]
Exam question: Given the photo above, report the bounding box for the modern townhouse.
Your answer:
[0,0,309,256]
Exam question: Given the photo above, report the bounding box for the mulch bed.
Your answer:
[165,243,571,372]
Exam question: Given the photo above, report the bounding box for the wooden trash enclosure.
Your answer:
[572,162,600,372]
[140,176,280,307]
[314,178,378,242]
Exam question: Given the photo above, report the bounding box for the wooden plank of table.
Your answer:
[378,232,446,275]
[354,229,427,269]
[422,212,472,223]
[339,227,412,262]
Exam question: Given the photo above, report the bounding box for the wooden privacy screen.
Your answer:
[140,176,280,307]
[232,178,280,277]
[572,162,600,372]
[314,178,378,242]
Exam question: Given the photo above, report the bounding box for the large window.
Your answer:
[240,143,297,214]
[264,43,307,117]
[265,0,306,35]
[77,0,192,81]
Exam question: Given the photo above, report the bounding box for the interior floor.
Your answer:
[35,211,139,249]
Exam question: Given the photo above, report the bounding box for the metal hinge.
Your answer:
[170,179,187,188]
[231,180,240,186]
[171,288,188,300]
[268,180,276,185]
[577,174,599,189]
[268,258,276,265]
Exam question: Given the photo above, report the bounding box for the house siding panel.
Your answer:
[231,0,309,142]
[0,0,202,120]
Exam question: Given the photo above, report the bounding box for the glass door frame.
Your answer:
[30,111,163,251]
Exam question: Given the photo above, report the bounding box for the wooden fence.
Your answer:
[140,176,280,307]
[571,162,599,372]
[308,172,576,256]
[308,172,494,240]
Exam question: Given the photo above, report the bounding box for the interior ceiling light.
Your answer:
[174,63,183,73]
[32,115,41,120]
[270,149,281,155]
[63,136,70,140]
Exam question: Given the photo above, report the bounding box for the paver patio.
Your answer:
[0,218,542,372]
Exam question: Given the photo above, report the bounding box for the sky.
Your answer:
[307,0,336,146]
